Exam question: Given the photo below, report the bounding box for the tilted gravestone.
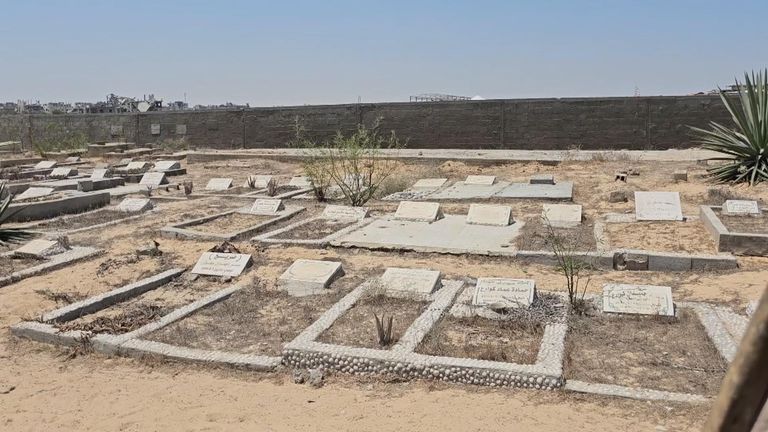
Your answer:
[602,283,674,316]
[91,168,109,180]
[466,204,512,226]
[117,197,153,213]
[248,199,284,215]
[14,238,68,258]
[634,191,683,221]
[65,156,81,163]
[139,172,168,186]
[723,200,761,216]
[49,167,75,179]
[472,278,536,308]
[191,252,252,277]
[278,259,344,296]
[15,187,54,201]
[153,160,181,171]
[288,176,312,188]
[380,267,442,296]
[125,161,151,172]
[542,204,582,228]
[34,161,57,170]
[393,201,443,222]
[206,178,233,191]
[464,175,496,186]
[321,205,369,221]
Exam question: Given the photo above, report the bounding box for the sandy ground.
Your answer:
[1,155,767,431]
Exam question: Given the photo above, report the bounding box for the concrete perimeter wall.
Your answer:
[0,95,730,151]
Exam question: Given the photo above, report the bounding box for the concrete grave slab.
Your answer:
[278,259,344,296]
[288,176,312,188]
[91,168,109,180]
[34,161,57,170]
[723,200,761,216]
[139,172,168,186]
[634,191,683,221]
[494,182,573,200]
[14,239,67,258]
[248,199,284,215]
[65,156,81,163]
[394,201,443,222]
[49,167,75,179]
[428,181,510,200]
[413,178,448,189]
[466,204,512,226]
[530,174,555,185]
[117,197,153,213]
[472,278,536,308]
[542,204,582,228]
[206,178,233,191]
[602,283,674,316]
[321,205,369,221]
[153,160,181,171]
[125,161,151,172]
[15,187,54,201]
[380,267,441,297]
[465,175,496,186]
[191,252,252,277]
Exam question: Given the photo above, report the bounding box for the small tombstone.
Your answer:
[602,283,674,316]
[673,170,688,182]
[464,175,496,186]
[615,171,628,182]
[77,179,94,192]
[49,167,75,179]
[34,160,57,170]
[65,156,81,163]
[150,124,161,135]
[380,267,442,296]
[248,199,284,215]
[466,204,512,226]
[191,252,252,277]
[139,172,168,186]
[530,174,555,185]
[277,259,344,296]
[125,161,151,172]
[412,178,448,189]
[14,238,68,258]
[472,278,536,309]
[288,176,312,188]
[205,178,233,191]
[608,190,629,203]
[723,200,761,216]
[635,191,683,221]
[393,201,443,222]
[15,187,54,201]
[542,204,583,228]
[245,175,274,189]
[153,160,181,171]
[91,168,109,180]
[117,197,153,213]
[321,205,369,221]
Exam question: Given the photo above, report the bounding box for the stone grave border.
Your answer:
[0,246,102,288]
[12,206,160,236]
[700,205,768,256]
[6,191,111,222]
[253,215,374,246]
[241,186,313,200]
[160,207,305,241]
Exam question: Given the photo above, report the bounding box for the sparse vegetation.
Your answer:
[0,182,34,246]
[541,216,594,313]
[373,312,394,347]
[32,123,88,155]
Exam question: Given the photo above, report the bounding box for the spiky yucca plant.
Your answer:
[0,183,33,246]
[691,70,768,185]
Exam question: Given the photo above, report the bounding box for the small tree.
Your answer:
[542,216,593,312]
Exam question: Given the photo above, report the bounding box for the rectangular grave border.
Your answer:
[160,207,305,241]
[0,246,102,288]
[6,191,111,222]
[700,205,768,256]
[11,206,160,236]
[241,186,313,200]
[253,216,374,246]
[283,278,567,390]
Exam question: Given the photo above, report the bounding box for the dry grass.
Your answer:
[192,212,272,234]
[32,209,128,231]
[271,219,355,240]
[57,304,168,334]
[0,255,42,276]
[516,216,597,251]
[604,221,716,254]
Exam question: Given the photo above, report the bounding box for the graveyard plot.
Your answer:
[316,292,430,350]
[161,207,304,241]
[565,308,727,395]
[6,191,111,222]
[700,205,768,256]
[0,245,102,288]
[604,220,716,254]
[515,215,597,251]
[0,255,42,275]
[714,209,768,232]
[17,208,144,234]
[269,218,359,240]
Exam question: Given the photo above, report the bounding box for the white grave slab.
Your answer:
[246,175,274,189]
[464,175,496,186]
[65,156,81,163]
[472,278,536,308]
[150,124,161,135]
[139,172,168,186]
[91,168,109,179]
[34,161,57,170]
[15,187,54,201]
[393,201,443,222]
[278,259,344,296]
[249,199,284,215]
[117,197,152,213]
[723,200,761,216]
[380,267,442,296]
[542,204,582,228]
[191,252,252,277]
[206,178,233,191]
[634,191,683,221]
[125,161,151,172]
[412,178,448,189]
[49,167,74,179]
[14,239,66,258]
[466,204,512,226]
[288,176,312,188]
[153,160,181,171]
[118,158,133,166]
[321,205,369,221]
[602,283,674,316]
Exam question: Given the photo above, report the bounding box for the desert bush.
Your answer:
[0,182,33,246]
[541,216,594,313]
[691,70,768,185]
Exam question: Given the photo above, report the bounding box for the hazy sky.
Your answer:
[1,0,766,106]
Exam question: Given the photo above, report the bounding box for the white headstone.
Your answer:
[245,175,274,189]
[278,259,344,296]
[65,156,81,163]
[125,161,150,172]
[472,278,536,308]
[393,201,443,222]
[49,167,74,179]
[602,283,674,316]
[153,160,181,171]
[14,239,66,258]
[91,168,109,180]
[466,204,512,226]
[191,252,252,277]
[249,199,284,215]
[723,200,761,216]
[117,197,153,213]
[321,205,369,221]
[380,267,442,296]
[530,174,555,185]
[412,178,448,189]
[206,178,233,191]
[634,191,683,221]
[34,160,57,170]
[150,124,161,135]
[139,172,168,186]
[15,187,54,201]
[465,175,496,186]
[542,204,583,228]
[288,176,312,188]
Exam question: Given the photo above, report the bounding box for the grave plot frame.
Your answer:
[5,191,112,222]
[253,214,374,246]
[0,246,102,288]
[11,205,159,236]
[161,206,305,241]
[242,186,314,200]
[283,278,568,390]
[700,205,768,256]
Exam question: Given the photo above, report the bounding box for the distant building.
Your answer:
[409,93,472,102]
